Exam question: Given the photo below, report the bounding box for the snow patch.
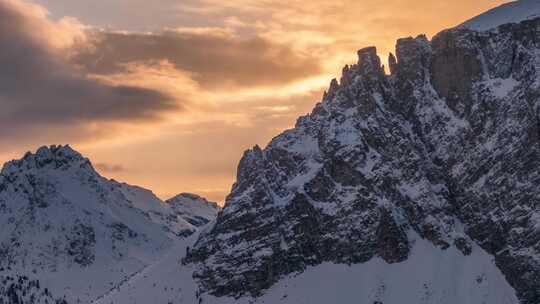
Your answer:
[460,0,540,32]
[482,77,520,99]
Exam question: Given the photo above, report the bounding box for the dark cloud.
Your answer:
[94,162,126,173]
[34,0,201,31]
[71,30,322,89]
[0,0,177,141]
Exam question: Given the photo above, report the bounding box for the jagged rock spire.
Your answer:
[357,46,384,77]
[322,78,339,101]
[188,17,540,303]
[388,52,398,75]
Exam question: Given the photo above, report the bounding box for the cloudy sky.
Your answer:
[0,0,508,202]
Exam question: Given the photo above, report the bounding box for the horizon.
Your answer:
[0,0,510,203]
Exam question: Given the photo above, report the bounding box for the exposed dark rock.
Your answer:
[454,237,472,256]
[430,30,483,115]
[376,209,409,263]
[187,18,540,303]
[66,222,96,267]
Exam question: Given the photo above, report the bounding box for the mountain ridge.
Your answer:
[186,14,540,304]
[3,2,540,304]
[166,193,221,227]
[460,0,540,31]
[0,144,218,303]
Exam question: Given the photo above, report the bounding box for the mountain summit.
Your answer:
[167,193,221,227]
[185,10,540,304]
[0,145,216,303]
[460,0,540,31]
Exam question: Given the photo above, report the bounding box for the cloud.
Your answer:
[8,0,511,204]
[71,29,323,90]
[81,88,324,203]
[0,0,177,143]
[94,162,126,173]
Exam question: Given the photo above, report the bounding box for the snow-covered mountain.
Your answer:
[460,0,540,31]
[0,145,216,303]
[166,193,221,227]
[183,7,540,304]
[4,3,540,304]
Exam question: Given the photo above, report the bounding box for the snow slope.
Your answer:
[93,231,202,304]
[248,235,518,304]
[99,231,518,304]
[460,0,540,31]
[0,145,213,303]
[166,193,221,227]
[116,183,195,236]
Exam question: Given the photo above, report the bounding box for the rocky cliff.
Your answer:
[187,17,540,304]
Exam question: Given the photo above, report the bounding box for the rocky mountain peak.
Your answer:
[186,16,540,303]
[171,192,202,201]
[167,192,219,210]
[166,193,220,227]
[394,35,430,77]
[0,144,223,302]
[357,46,384,76]
[321,46,386,105]
[1,145,91,177]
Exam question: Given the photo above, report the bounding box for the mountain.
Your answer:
[0,145,216,303]
[166,193,221,227]
[184,11,540,304]
[3,3,540,304]
[460,0,540,31]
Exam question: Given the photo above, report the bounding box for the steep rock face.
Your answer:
[188,18,540,303]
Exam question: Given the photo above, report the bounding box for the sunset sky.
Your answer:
[0,0,509,202]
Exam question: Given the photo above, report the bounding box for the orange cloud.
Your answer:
[0,0,177,151]
[71,29,323,90]
[2,0,512,203]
